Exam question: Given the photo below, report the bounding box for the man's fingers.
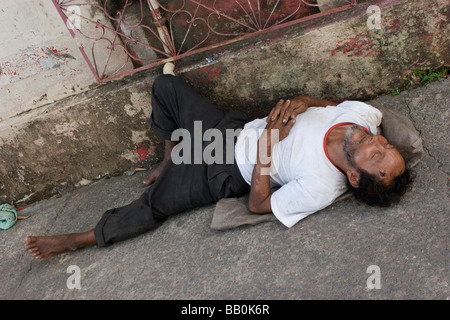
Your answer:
[282,99,298,123]
[279,99,291,123]
[286,117,296,128]
[268,99,283,121]
[283,109,297,123]
[267,110,296,129]
[282,100,308,123]
[268,99,300,123]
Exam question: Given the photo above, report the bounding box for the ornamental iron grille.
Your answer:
[52,0,357,82]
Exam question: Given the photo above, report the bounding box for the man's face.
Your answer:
[343,125,406,185]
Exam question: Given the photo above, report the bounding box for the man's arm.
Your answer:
[248,99,296,214]
[294,95,338,108]
[248,131,272,214]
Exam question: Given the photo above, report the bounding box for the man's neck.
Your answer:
[326,124,353,174]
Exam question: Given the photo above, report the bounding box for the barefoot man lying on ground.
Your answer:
[25,74,410,259]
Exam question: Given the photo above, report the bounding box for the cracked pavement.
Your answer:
[0,78,448,300]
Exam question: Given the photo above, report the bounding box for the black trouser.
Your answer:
[94,75,250,247]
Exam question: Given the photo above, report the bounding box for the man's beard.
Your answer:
[343,125,371,167]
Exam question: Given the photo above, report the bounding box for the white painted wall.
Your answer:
[0,1,93,121]
[0,0,133,122]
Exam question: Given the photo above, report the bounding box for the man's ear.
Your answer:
[346,168,360,188]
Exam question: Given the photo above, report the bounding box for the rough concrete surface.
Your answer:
[0,78,448,302]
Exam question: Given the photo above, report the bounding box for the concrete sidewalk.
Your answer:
[1,78,448,300]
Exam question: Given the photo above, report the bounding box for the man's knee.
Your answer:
[153,74,178,96]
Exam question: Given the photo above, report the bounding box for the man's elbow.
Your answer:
[248,203,262,214]
[248,200,271,215]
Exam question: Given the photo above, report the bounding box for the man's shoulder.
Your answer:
[337,100,380,111]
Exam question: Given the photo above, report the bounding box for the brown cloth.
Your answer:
[210,105,424,230]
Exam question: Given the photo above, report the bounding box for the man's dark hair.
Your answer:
[346,168,412,207]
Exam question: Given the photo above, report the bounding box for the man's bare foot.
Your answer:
[24,230,96,259]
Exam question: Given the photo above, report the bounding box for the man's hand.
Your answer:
[265,99,297,144]
[267,98,308,125]
[267,95,338,125]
